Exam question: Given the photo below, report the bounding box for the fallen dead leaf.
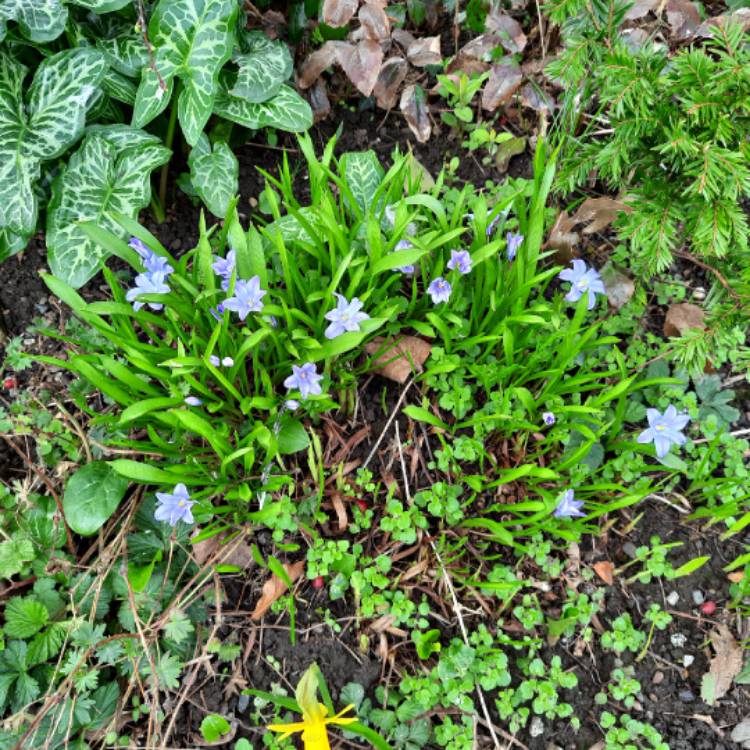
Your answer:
[454,33,501,64]
[493,135,526,172]
[485,9,527,53]
[701,624,743,706]
[391,28,415,48]
[593,560,615,585]
[373,56,408,109]
[309,79,331,122]
[546,210,579,262]
[339,39,383,96]
[400,84,431,143]
[251,560,305,620]
[407,36,441,67]
[365,335,432,383]
[664,303,706,338]
[571,196,630,235]
[330,492,349,532]
[697,7,750,35]
[601,262,635,309]
[520,82,555,113]
[481,60,522,111]
[322,0,359,26]
[728,571,745,583]
[357,1,390,40]
[192,532,255,569]
[666,0,701,39]
[624,0,659,20]
[298,41,346,89]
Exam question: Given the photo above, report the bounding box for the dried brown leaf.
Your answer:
[298,41,347,89]
[373,56,408,109]
[391,28,416,48]
[339,39,383,96]
[400,84,431,142]
[666,0,701,39]
[546,211,579,262]
[571,197,630,234]
[481,60,522,111]
[624,0,659,20]
[364,335,432,383]
[322,0,360,27]
[485,10,527,52]
[493,135,525,172]
[520,82,555,112]
[697,7,750,36]
[358,1,390,40]
[251,560,305,620]
[309,79,331,122]
[192,532,254,569]
[593,561,615,585]
[331,492,349,532]
[455,33,502,63]
[407,36,442,67]
[702,625,743,705]
[664,303,706,338]
[601,263,635,309]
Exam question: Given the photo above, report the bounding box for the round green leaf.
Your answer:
[63,461,129,536]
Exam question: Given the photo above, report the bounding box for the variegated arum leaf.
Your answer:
[0,228,27,263]
[0,0,67,43]
[188,133,238,218]
[97,35,149,79]
[231,31,293,103]
[343,151,385,213]
[214,83,314,133]
[73,0,132,10]
[46,125,171,288]
[132,0,239,146]
[0,48,107,240]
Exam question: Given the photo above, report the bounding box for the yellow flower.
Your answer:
[268,664,357,750]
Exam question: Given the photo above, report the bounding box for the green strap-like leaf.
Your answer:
[47,127,171,287]
[0,49,107,237]
[231,32,293,103]
[214,84,313,133]
[132,0,239,146]
[188,133,238,218]
[0,0,67,43]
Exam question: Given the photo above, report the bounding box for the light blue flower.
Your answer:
[126,271,171,312]
[209,355,221,367]
[506,232,523,261]
[155,483,195,526]
[212,250,236,291]
[558,259,606,310]
[184,396,202,406]
[284,363,323,400]
[394,240,415,275]
[427,277,452,304]
[447,249,472,275]
[223,276,266,320]
[129,237,174,276]
[324,294,369,339]
[222,356,234,367]
[553,489,585,519]
[285,399,300,411]
[486,214,501,238]
[637,405,690,458]
[542,411,556,426]
[209,303,226,322]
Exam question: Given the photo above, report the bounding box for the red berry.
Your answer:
[312,576,325,590]
[700,600,717,616]
[356,499,368,512]
[3,377,16,389]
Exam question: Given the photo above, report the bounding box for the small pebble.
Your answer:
[623,542,638,559]
[666,591,680,606]
[692,590,705,605]
[652,670,664,685]
[693,287,706,300]
[237,693,250,712]
[670,633,687,648]
[530,717,544,738]
[679,689,695,703]
[683,655,695,668]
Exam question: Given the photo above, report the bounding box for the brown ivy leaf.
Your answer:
[701,625,743,705]
[593,561,615,585]
[358,1,390,40]
[309,79,331,122]
[485,9,527,52]
[697,7,750,36]
[339,39,383,96]
[664,303,706,337]
[251,560,305,620]
[624,0,659,20]
[373,56,408,109]
[481,60,522,111]
[391,28,416,49]
[666,0,701,39]
[364,335,432,383]
[520,82,555,112]
[400,84,431,142]
[322,0,360,27]
[298,41,347,89]
[407,36,442,67]
[571,197,630,235]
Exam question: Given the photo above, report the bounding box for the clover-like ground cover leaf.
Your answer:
[188,133,238,218]
[214,83,314,133]
[0,48,107,246]
[231,31,293,103]
[47,125,170,287]
[132,0,239,146]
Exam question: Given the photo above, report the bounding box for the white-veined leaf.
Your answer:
[0,0,67,43]
[0,227,29,262]
[214,83,313,133]
[132,0,239,146]
[188,133,238,218]
[97,35,149,78]
[73,0,131,11]
[231,31,293,103]
[0,48,106,237]
[47,127,171,287]
[342,150,385,214]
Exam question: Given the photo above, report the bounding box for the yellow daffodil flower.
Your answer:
[268,664,356,750]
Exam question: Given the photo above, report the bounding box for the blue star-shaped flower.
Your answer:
[155,483,196,526]
[558,259,606,310]
[324,294,369,339]
[637,405,690,458]
[223,276,266,320]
